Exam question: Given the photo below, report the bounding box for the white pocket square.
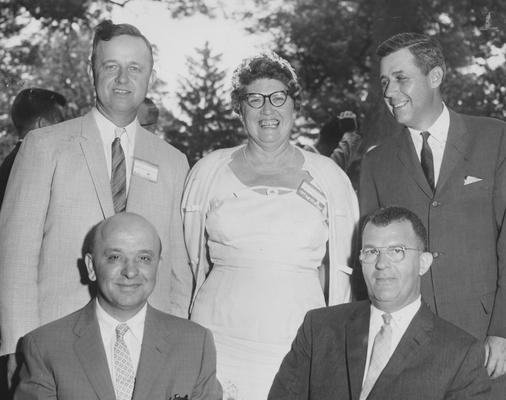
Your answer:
[464,176,482,185]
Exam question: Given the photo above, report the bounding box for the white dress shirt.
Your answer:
[92,107,137,190]
[95,299,146,383]
[362,297,422,386]
[409,103,450,185]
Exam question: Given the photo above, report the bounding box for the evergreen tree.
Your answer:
[171,41,243,166]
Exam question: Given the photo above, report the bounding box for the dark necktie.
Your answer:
[420,131,435,191]
[111,127,127,213]
[360,313,393,400]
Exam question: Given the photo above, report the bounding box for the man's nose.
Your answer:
[115,67,129,84]
[383,80,397,98]
[122,260,139,278]
[375,251,390,270]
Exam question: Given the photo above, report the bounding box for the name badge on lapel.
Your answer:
[133,158,159,183]
[296,180,326,213]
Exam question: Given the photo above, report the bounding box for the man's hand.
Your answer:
[484,335,506,378]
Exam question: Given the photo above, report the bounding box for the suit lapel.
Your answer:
[369,304,433,399]
[345,304,370,400]
[396,128,434,198]
[74,302,117,400]
[126,127,159,213]
[436,110,470,193]
[132,305,175,400]
[79,112,115,217]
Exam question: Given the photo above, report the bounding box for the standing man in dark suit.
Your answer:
[14,212,221,400]
[0,88,66,207]
[269,206,490,399]
[0,20,192,391]
[359,32,506,397]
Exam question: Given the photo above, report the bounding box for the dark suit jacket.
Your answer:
[14,302,222,400]
[0,141,21,208]
[268,301,490,400]
[359,110,506,341]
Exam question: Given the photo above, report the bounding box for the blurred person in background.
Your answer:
[182,52,359,400]
[0,88,66,207]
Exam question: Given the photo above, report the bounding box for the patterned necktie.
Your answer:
[114,323,135,400]
[360,313,393,400]
[420,131,435,191]
[111,127,127,213]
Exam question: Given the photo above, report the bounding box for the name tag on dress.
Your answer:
[133,158,159,182]
[296,180,326,213]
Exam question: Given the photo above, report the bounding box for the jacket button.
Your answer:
[431,201,440,207]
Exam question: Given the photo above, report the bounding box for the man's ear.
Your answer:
[87,61,95,87]
[428,66,443,89]
[419,251,433,276]
[148,69,157,90]
[85,253,97,282]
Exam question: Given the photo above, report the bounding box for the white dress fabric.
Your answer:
[191,166,328,400]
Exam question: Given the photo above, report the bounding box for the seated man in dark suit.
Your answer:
[0,88,66,207]
[269,206,490,400]
[14,212,222,400]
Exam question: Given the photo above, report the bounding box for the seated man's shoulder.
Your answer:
[21,307,83,350]
[431,312,481,348]
[151,307,210,338]
[307,301,369,325]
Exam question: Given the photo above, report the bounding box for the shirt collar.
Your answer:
[92,107,137,146]
[408,103,450,145]
[370,296,421,329]
[95,299,147,342]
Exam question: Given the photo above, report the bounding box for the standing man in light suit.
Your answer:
[268,207,490,399]
[0,20,191,389]
[359,32,506,398]
[14,212,221,400]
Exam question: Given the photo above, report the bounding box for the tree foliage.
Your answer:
[167,41,243,166]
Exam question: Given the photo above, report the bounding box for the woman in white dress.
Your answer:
[182,52,359,400]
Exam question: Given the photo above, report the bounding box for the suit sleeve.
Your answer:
[358,151,381,218]
[167,153,193,318]
[445,339,491,400]
[0,133,53,355]
[489,122,506,337]
[268,312,313,400]
[191,328,222,400]
[13,334,57,400]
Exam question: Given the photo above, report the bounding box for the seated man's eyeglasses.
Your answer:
[359,245,422,263]
[244,90,289,108]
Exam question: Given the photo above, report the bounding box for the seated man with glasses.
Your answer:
[269,206,491,400]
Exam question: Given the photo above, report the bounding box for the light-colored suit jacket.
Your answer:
[0,111,192,356]
[359,110,506,341]
[268,301,491,400]
[14,302,222,400]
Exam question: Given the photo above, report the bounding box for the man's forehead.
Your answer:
[363,220,416,243]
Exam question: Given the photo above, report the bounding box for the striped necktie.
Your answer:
[111,127,127,213]
[360,313,393,400]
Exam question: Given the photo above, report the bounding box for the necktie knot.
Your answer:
[115,127,126,139]
[116,323,129,340]
[381,313,392,325]
[420,130,430,142]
